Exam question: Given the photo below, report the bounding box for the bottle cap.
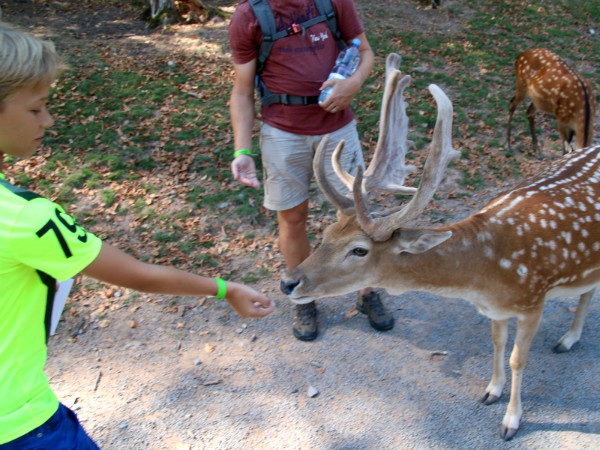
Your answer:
[351,38,361,47]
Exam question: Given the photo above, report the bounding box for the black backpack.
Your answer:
[248,0,347,106]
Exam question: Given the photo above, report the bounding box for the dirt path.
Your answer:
[46,288,600,449]
[2,1,599,448]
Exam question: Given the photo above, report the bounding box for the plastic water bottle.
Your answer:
[318,38,361,105]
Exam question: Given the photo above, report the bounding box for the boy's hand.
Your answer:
[225,282,275,318]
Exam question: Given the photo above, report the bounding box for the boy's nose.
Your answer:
[42,110,54,128]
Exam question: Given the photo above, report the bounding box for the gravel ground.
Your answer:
[47,285,600,449]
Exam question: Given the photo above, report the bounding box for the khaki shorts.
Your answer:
[260,120,365,211]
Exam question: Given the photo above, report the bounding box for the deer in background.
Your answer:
[281,53,600,440]
[507,48,596,158]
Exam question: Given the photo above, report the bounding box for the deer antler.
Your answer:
[313,135,355,215]
[330,53,418,195]
[313,53,418,215]
[355,83,459,241]
[363,54,417,193]
[314,54,458,239]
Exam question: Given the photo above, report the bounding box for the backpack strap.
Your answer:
[255,79,319,106]
[249,0,278,75]
[313,0,347,51]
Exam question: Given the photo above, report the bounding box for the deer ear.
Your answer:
[393,229,452,254]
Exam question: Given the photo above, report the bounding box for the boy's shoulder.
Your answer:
[0,177,44,203]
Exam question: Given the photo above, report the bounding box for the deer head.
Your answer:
[507,48,596,158]
[282,53,459,301]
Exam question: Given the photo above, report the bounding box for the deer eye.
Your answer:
[351,247,369,257]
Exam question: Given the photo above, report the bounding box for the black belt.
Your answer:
[261,93,319,106]
[256,76,319,106]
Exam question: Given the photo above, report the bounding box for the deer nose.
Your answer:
[280,279,300,295]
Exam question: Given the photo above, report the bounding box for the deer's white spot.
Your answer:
[561,231,572,244]
[517,264,528,279]
[477,231,492,242]
[497,195,524,217]
[499,258,512,269]
[512,250,525,260]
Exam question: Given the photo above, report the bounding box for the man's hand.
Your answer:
[225,282,275,318]
[232,154,261,189]
[319,76,360,114]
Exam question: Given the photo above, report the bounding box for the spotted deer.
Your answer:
[507,48,596,157]
[281,53,600,440]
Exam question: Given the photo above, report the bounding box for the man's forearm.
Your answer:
[231,92,256,151]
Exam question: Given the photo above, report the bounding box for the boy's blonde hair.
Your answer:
[0,21,65,108]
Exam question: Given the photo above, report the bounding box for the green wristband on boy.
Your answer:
[214,277,227,300]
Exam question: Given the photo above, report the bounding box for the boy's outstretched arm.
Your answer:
[82,243,274,318]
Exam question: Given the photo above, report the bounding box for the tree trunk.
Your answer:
[144,0,230,27]
[146,0,178,27]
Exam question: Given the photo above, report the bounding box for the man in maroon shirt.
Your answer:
[229,0,394,340]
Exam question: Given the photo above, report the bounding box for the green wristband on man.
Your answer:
[234,149,253,158]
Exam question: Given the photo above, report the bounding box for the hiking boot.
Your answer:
[293,302,318,341]
[356,290,394,331]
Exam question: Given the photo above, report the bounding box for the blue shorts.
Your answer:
[260,120,365,211]
[0,403,99,450]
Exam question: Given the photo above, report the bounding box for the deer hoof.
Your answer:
[501,425,519,441]
[553,342,575,353]
[480,392,501,405]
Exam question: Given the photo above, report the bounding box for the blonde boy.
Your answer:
[0,22,274,448]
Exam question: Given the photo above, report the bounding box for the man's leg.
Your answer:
[356,288,394,331]
[277,200,310,270]
[277,200,318,341]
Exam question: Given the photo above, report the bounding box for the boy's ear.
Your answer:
[392,229,452,254]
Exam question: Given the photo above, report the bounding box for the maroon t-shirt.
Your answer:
[229,0,365,135]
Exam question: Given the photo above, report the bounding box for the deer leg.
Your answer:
[558,124,574,154]
[507,95,521,153]
[525,102,540,157]
[554,289,594,353]
[574,123,589,150]
[501,311,543,441]
[481,319,508,405]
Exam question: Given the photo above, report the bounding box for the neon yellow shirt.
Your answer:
[0,173,102,444]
